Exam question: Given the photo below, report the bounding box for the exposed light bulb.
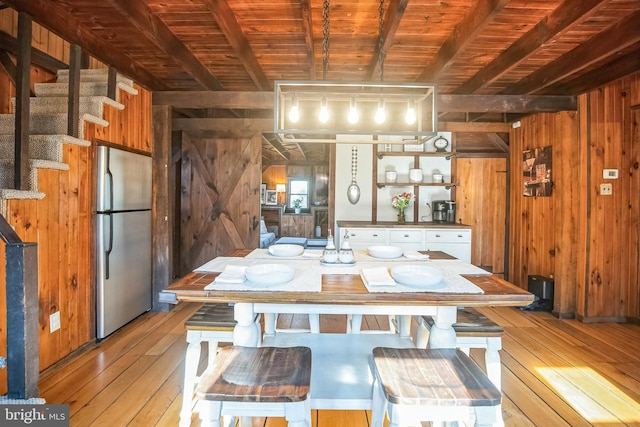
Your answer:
[348,98,359,124]
[289,105,299,123]
[288,95,300,123]
[405,100,416,125]
[374,98,386,124]
[318,97,329,123]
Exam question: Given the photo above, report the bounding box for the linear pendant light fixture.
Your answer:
[274,81,437,144]
[273,0,437,144]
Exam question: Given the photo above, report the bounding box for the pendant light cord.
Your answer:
[322,0,330,80]
[377,0,385,82]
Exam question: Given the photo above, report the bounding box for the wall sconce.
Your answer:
[274,81,438,144]
[275,184,286,205]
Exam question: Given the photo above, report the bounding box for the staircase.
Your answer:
[0,69,137,213]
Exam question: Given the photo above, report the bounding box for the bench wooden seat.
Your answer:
[196,346,312,426]
[180,304,237,427]
[371,347,502,427]
[415,307,505,426]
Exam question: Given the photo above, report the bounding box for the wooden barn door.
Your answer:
[179,132,261,275]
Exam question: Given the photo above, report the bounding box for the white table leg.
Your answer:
[233,303,260,346]
[263,313,276,337]
[428,306,457,349]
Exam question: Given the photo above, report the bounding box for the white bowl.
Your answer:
[245,264,295,285]
[367,245,403,259]
[269,244,304,257]
[390,265,443,288]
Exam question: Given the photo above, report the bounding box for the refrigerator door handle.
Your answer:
[105,213,113,280]
[106,168,114,212]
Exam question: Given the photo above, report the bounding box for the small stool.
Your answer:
[371,347,502,427]
[196,346,312,427]
[415,307,504,426]
[180,304,242,427]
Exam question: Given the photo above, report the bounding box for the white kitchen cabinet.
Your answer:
[339,225,471,260]
[343,228,386,250]
[388,229,423,251]
[424,229,471,262]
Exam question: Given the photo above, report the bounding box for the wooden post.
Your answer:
[6,242,39,399]
[14,12,31,191]
[67,44,81,138]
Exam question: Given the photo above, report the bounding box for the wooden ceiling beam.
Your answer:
[295,143,308,160]
[156,91,576,114]
[2,0,168,90]
[487,133,509,153]
[417,0,510,82]
[262,133,291,160]
[0,30,66,72]
[106,0,223,90]
[504,10,640,95]
[300,0,316,81]
[202,0,270,90]
[365,0,408,81]
[438,94,576,113]
[454,0,609,94]
[542,49,640,95]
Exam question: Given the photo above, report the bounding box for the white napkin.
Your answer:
[302,249,324,259]
[360,267,396,287]
[404,251,429,260]
[213,265,247,284]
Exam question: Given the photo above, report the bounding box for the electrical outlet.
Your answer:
[50,311,61,333]
[600,183,612,195]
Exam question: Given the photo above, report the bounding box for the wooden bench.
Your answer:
[179,304,237,427]
[196,346,312,427]
[371,347,502,427]
[415,307,504,426]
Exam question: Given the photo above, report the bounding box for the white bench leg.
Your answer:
[200,400,222,427]
[180,330,203,427]
[284,399,312,427]
[371,373,386,427]
[308,314,320,333]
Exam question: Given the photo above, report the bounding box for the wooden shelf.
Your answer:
[377,151,453,159]
[376,182,456,189]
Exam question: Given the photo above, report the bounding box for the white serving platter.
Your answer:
[367,245,403,259]
[390,265,444,288]
[269,244,305,257]
[245,264,295,285]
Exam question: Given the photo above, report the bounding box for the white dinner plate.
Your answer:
[245,264,295,285]
[390,265,444,288]
[367,245,403,259]
[268,244,304,257]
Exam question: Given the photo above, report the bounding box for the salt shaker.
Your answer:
[323,229,338,263]
[338,229,354,264]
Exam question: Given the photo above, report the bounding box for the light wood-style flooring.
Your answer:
[38,303,640,426]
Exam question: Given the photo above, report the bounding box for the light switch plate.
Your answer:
[50,311,61,333]
[603,169,618,179]
[600,183,612,195]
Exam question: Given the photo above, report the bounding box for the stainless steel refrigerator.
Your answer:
[96,145,152,339]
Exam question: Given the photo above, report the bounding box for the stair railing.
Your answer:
[0,214,39,399]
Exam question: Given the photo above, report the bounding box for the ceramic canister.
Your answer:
[385,171,397,183]
[409,168,423,182]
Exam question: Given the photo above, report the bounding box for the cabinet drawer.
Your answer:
[389,229,422,243]
[425,229,471,243]
[346,228,386,243]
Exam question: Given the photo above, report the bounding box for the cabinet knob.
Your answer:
[404,234,409,238]
[457,234,463,238]
[435,234,441,238]
[373,233,379,237]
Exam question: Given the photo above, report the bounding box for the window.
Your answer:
[288,178,310,209]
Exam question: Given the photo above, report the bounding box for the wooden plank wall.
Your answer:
[0,9,153,393]
[577,73,640,321]
[456,157,507,276]
[509,111,580,318]
[261,166,287,205]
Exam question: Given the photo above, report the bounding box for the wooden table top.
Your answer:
[165,250,533,307]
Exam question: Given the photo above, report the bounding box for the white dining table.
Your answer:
[164,248,533,411]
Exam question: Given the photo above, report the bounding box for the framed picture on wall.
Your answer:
[523,146,552,197]
[265,190,278,205]
[260,183,267,204]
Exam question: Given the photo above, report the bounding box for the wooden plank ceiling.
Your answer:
[2,0,639,162]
